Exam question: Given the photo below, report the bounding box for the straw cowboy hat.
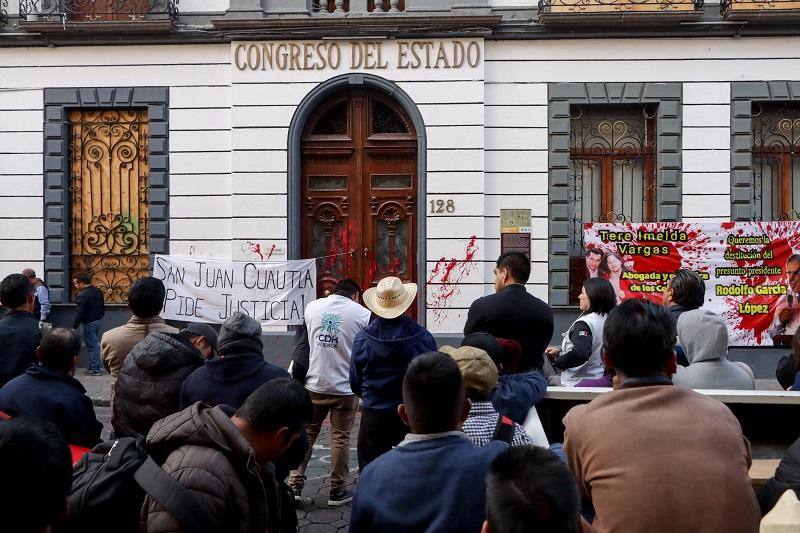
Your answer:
[363,276,418,319]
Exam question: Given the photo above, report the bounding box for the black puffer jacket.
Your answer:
[112,332,204,438]
[760,437,800,514]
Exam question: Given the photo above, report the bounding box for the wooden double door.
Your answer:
[301,89,418,299]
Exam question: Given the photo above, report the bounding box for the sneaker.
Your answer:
[291,485,311,505]
[82,369,101,376]
[328,489,353,507]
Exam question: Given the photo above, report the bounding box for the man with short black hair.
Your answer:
[464,252,554,371]
[0,273,41,387]
[101,277,178,404]
[22,267,51,329]
[72,272,105,376]
[351,351,508,532]
[141,378,313,533]
[0,417,73,533]
[663,268,706,366]
[585,248,603,279]
[563,299,760,533]
[0,328,102,447]
[289,279,370,506]
[113,322,218,438]
[483,446,585,533]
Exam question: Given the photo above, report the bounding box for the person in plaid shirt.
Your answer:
[442,345,532,447]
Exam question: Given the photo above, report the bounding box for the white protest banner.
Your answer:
[153,255,316,326]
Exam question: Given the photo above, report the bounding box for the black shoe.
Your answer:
[328,489,353,507]
[291,485,303,501]
[82,369,101,376]
[291,485,311,505]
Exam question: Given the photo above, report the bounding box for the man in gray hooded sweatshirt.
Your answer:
[673,308,754,390]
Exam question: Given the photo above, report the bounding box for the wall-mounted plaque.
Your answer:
[500,209,531,257]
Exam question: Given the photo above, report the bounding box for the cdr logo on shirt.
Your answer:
[317,312,343,348]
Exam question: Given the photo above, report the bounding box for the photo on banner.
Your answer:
[153,255,317,327]
[582,222,800,347]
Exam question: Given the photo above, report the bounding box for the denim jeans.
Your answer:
[82,319,102,372]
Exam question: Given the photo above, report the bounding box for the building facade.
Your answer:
[1,0,799,353]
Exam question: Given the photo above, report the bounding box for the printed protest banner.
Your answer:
[153,255,316,327]
[583,222,800,346]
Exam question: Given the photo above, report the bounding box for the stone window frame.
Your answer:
[547,82,682,306]
[43,87,170,304]
[731,81,800,222]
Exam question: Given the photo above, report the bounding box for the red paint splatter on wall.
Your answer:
[265,244,276,261]
[427,236,479,326]
[242,241,264,260]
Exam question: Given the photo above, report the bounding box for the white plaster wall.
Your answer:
[682,82,731,221]
[484,80,548,301]
[0,44,232,278]
[0,88,43,279]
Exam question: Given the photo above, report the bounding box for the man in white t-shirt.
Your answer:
[288,279,371,506]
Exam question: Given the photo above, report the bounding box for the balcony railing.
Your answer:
[18,0,179,24]
[538,0,703,23]
[1,1,7,25]
[721,0,800,19]
[313,0,405,14]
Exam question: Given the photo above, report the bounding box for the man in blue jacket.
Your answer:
[351,351,508,532]
[350,277,436,468]
[0,328,102,447]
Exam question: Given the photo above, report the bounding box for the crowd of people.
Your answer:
[0,252,799,532]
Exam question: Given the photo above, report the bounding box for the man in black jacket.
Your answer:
[464,252,554,371]
[113,322,218,438]
[181,312,289,409]
[0,274,41,387]
[0,328,102,447]
[72,272,106,376]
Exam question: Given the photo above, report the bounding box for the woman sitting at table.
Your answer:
[545,278,616,387]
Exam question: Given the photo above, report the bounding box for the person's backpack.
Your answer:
[61,437,218,533]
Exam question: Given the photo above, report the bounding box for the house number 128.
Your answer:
[430,199,455,214]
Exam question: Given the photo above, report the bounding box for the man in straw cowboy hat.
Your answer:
[349,276,436,469]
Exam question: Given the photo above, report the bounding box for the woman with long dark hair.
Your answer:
[545,278,617,387]
[600,251,628,303]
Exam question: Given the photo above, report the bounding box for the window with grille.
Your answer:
[751,103,800,222]
[567,105,657,303]
[69,109,150,304]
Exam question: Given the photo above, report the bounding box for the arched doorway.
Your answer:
[300,88,419,302]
